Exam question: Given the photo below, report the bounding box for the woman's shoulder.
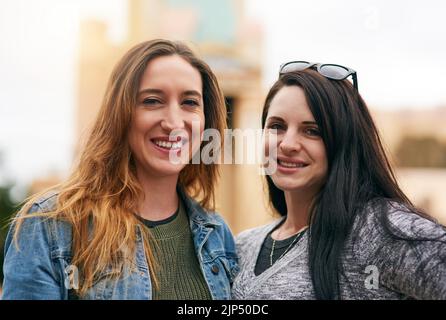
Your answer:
[235,219,282,246]
[6,190,72,257]
[29,191,59,213]
[19,191,72,246]
[386,201,446,240]
[358,198,446,241]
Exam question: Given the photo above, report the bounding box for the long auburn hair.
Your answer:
[261,69,427,299]
[13,39,226,296]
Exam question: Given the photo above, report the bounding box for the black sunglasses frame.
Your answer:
[279,61,358,90]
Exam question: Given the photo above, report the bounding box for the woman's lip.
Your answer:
[277,165,299,174]
[276,157,308,165]
[277,163,303,173]
[274,158,309,174]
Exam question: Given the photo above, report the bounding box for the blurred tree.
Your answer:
[0,150,20,283]
[396,136,446,167]
[0,185,18,283]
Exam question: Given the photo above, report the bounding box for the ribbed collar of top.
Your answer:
[143,198,189,240]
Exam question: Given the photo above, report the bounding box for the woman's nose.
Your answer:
[279,132,302,154]
[160,105,185,131]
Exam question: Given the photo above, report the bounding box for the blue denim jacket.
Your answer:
[1,189,239,300]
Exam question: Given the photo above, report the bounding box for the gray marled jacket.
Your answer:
[232,202,446,300]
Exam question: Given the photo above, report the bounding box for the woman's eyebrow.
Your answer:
[138,88,164,96]
[266,116,284,122]
[182,90,202,98]
[138,89,202,99]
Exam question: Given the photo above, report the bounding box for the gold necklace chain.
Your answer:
[269,226,307,267]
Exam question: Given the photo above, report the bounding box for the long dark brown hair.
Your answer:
[261,69,428,299]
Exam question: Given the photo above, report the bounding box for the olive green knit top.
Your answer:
[141,200,212,300]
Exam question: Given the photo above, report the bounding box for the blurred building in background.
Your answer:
[372,107,446,225]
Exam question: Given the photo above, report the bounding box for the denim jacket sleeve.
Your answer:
[2,203,64,300]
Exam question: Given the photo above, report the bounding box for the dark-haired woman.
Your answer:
[232,62,446,300]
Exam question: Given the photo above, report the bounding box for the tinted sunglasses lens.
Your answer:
[319,65,350,80]
[280,62,311,74]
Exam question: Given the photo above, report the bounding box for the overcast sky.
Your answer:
[1,0,445,190]
[247,0,446,108]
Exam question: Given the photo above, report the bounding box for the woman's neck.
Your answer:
[273,190,314,240]
[135,169,180,221]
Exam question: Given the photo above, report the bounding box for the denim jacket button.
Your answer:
[211,264,219,275]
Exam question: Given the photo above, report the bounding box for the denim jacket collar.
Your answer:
[177,186,222,228]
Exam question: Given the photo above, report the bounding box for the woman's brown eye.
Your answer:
[143,98,161,105]
[183,99,199,107]
[267,123,284,130]
[305,128,320,136]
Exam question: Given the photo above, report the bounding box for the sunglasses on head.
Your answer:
[279,61,358,90]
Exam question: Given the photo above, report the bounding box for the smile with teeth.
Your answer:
[278,160,308,168]
[153,140,182,149]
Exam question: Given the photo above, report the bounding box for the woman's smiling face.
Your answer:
[128,54,205,179]
[264,85,328,195]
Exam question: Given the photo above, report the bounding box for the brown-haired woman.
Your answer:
[2,39,238,300]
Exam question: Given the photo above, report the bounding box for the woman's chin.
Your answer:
[138,160,187,178]
[157,163,187,176]
[271,176,306,192]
